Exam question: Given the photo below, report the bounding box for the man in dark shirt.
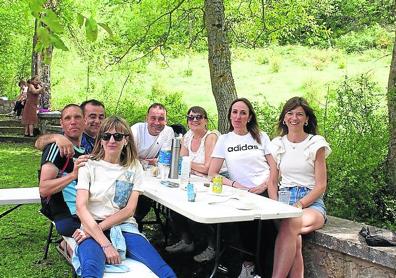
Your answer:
[35,99,105,155]
[39,104,89,236]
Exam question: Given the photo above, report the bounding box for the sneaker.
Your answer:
[238,262,255,278]
[165,240,194,253]
[193,246,215,262]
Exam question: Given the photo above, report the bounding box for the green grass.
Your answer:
[43,45,390,116]
[0,143,72,277]
[0,143,41,188]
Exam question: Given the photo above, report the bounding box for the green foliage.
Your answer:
[335,24,393,53]
[251,95,279,138]
[323,75,393,227]
[0,1,32,98]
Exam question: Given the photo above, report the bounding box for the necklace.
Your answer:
[286,133,309,150]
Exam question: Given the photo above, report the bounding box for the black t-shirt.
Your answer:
[40,143,85,220]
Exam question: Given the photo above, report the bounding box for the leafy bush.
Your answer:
[335,24,393,53]
[323,74,393,227]
[252,94,280,137]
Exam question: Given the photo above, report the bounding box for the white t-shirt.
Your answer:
[76,159,144,225]
[211,131,271,188]
[270,135,331,189]
[131,122,175,159]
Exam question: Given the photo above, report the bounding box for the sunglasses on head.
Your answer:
[186,115,204,121]
[101,132,126,141]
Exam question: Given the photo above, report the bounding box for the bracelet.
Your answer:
[101,243,112,250]
[296,200,304,209]
[231,181,236,187]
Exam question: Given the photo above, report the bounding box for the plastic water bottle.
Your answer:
[180,156,191,187]
[158,142,172,181]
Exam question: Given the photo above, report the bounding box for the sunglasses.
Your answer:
[101,132,126,141]
[186,115,204,121]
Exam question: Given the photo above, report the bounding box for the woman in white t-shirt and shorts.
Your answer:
[74,116,176,278]
[270,97,331,278]
[209,98,278,278]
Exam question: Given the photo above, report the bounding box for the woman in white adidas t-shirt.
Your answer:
[209,98,278,277]
[270,97,331,278]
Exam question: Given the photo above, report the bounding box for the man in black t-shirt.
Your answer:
[39,104,89,236]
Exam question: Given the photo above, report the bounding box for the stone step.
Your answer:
[0,126,25,135]
[0,135,36,144]
[0,119,24,127]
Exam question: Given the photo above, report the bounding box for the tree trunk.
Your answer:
[31,11,53,110]
[387,29,396,192]
[204,0,238,133]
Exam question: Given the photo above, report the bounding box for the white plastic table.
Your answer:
[142,176,302,277]
[0,187,40,218]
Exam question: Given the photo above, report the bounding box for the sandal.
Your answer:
[56,240,73,263]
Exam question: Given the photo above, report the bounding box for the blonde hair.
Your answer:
[91,116,138,167]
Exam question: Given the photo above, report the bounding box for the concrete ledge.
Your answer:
[303,216,396,277]
[38,112,61,134]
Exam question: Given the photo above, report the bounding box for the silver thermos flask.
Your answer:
[169,137,181,179]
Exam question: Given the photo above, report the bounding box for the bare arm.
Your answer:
[208,157,250,190]
[248,154,278,197]
[28,83,43,95]
[35,134,75,157]
[191,133,217,175]
[180,137,189,157]
[298,147,327,208]
[266,154,279,200]
[39,163,77,197]
[39,155,89,197]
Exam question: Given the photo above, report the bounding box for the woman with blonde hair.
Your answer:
[74,116,176,278]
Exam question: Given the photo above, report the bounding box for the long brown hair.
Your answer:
[91,116,138,167]
[228,98,261,144]
[277,97,318,136]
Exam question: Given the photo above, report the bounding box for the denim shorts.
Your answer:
[279,186,327,220]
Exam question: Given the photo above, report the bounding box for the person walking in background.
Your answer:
[74,116,176,278]
[270,97,331,278]
[11,80,28,119]
[22,76,43,137]
[209,98,278,278]
[165,106,224,263]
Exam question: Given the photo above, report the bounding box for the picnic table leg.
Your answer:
[0,204,22,219]
[209,223,222,278]
[43,222,55,260]
[255,220,263,277]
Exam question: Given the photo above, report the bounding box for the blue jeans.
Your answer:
[54,215,81,237]
[279,186,327,220]
[78,232,176,278]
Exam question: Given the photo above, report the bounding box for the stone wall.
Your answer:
[303,216,396,278]
[38,112,61,134]
[0,98,14,114]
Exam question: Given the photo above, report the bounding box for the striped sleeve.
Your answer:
[40,143,64,169]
